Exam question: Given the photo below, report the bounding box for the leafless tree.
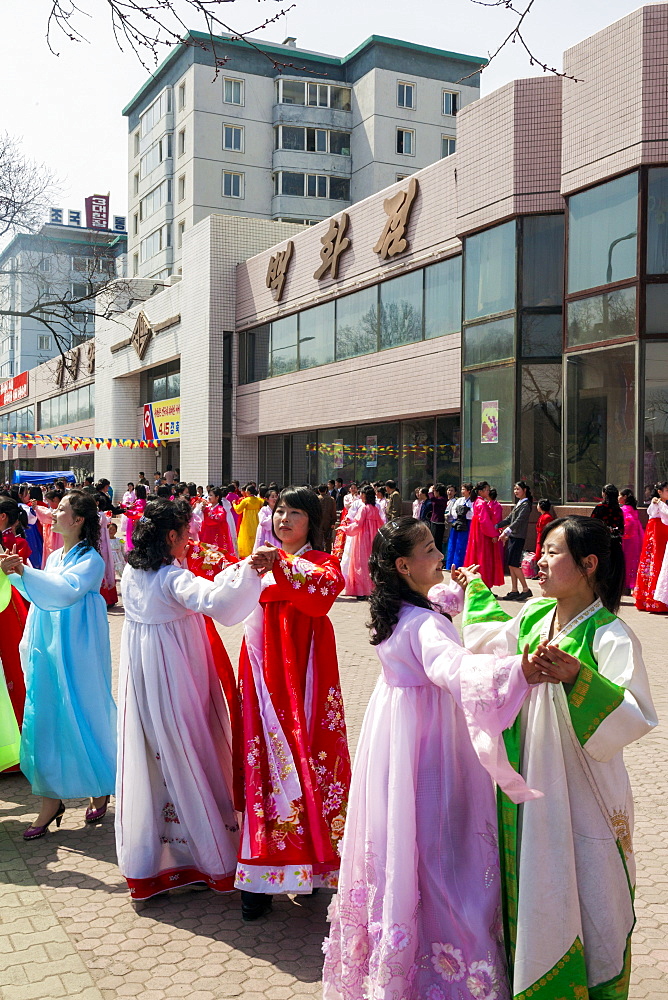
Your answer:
[0,133,55,241]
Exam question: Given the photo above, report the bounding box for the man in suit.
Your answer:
[317,484,338,553]
[334,477,348,514]
[385,479,403,521]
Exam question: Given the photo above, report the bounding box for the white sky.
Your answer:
[0,0,655,223]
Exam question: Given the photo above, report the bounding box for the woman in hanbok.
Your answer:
[635,481,668,612]
[323,517,548,1000]
[534,499,554,562]
[445,482,473,569]
[0,497,31,763]
[253,488,279,550]
[123,483,147,551]
[619,490,644,594]
[234,486,265,558]
[17,486,43,569]
[108,522,127,580]
[335,482,363,575]
[461,516,657,1000]
[225,483,242,530]
[199,487,238,558]
[0,573,20,772]
[235,486,351,921]
[119,482,136,551]
[340,486,385,599]
[465,482,504,589]
[115,499,268,901]
[33,489,64,567]
[0,492,116,839]
[591,483,625,536]
[97,509,118,607]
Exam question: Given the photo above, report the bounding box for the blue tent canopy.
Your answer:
[12,470,77,485]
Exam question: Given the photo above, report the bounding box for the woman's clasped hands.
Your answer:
[0,545,24,576]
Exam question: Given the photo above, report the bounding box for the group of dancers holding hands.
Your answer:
[0,477,659,1000]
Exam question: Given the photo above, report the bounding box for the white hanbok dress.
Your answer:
[115,558,260,900]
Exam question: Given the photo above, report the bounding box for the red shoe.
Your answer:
[23,801,65,840]
[85,796,110,824]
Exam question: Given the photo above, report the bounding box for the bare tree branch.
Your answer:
[0,133,55,240]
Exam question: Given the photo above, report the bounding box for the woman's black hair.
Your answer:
[127,499,192,571]
[368,517,440,646]
[135,483,147,501]
[187,482,197,497]
[209,486,224,503]
[602,483,621,507]
[275,486,324,551]
[246,484,258,496]
[45,489,64,502]
[541,515,625,613]
[174,482,189,497]
[619,489,637,509]
[489,488,497,501]
[362,485,377,505]
[66,491,101,553]
[651,481,668,499]
[29,487,42,502]
[538,498,552,513]
[515,480,534,503]
[0,496,27,535]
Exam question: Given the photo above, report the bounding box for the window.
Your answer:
[139,135,171,178]
[140,179,171,221]
[275,173,350,200]
[271,315,299,376]
[463,316,515,368]
[644,341,668,493]
[464,221,516,321]
[396,129,414,156]
[328,131,350,156]
[133,253,139,276]
[274,126,351,156]
[380,271,423,349]
[177,221,185,248]
[307,174,328,198]
[275,79,351,110]
[223,124,243,152]
[133,213,138,236]
[222,171,243,198]
[38,335,51,351]
[178,129,185,157]
[396,173,410,182]
[299,301,335,369]
[134,172,139,195]
[329,176,350,201]
[520,214,564,357]
[178,82,186,110]
[223,78,244,105]
[567,172,638,293]
[178,174,186,202]
[279,126,306,151]
[397,82,415,109]
[134,131,140,157]
[441,135,456,158]
[277,79,306,105]
[280,172,305,197]
[140,90,172,137]
[520,363,562,501]
[335,287,378,360]
[38,258,51,273]
[443,90,459,116]
[140,227,165,262]
[463,364,515,498]
[424,256,462,339]
[566,287,636,348]
[72,256,92,273]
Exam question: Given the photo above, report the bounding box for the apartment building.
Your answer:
[123,32,483,279]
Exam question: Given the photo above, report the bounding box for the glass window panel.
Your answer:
[356,422,399,487]
[282,172,305,197]
[247,325,270,383]
[401,419,435,501]
[329,131,350,156]
[317,426,356,485]
[316,130,327,153]
[520,364,562,501]
[299,301,335,370]
[318,85,328,107]
[424,256,462,339]
[644,340,668,499]
[566,345,636,501]
[645,284,668,335]
[329,177,350,201]
[281,126,305,151]
[330,87,352,112]
[379,271,423,349]
[281,80,305,105]
[271,315,298,376]
[152,376,167,401]
[566,287,636,348]
[463,316,515,368]
[568,172,638,293]
[435,415,461,488]
[88,383,94,416]
[336,287,378,360]
[464,221,516,321]
[647,168,668,274]
[522,215,564,307]
[317,175,327,198]
[167,373,180,397]
[521,312,563,357]
[463,365,515,499]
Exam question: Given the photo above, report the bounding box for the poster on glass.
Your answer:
[480,400,499,445]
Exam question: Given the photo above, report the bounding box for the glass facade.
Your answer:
[462,365,515,499]
[39,386,94,430]
[519,364,562,500]
[566,287,636,348]
[464,221,516,321]
[643,341,668,500]
[568,172,638,293]
[0,404,35,434]
[646,168,668,275]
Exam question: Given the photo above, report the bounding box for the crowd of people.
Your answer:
[0,467,663,1000]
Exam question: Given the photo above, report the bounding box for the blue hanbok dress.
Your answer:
[13,542,116,799]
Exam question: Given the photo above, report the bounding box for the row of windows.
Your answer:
[39,384,95,430]
[273,172,350,201]
[275,79,352,111]
[140,224,171,263]
[38,257,115,276]
[238,257,462,383]
[396,82,460,117]
[176,77,243,113]
[0,404,34,435]
[140,90,172,138]
[140,179,170,222]
[140,134,172,179]
[274,126,351,156]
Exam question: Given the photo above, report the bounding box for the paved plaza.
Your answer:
[0,590,666,1000]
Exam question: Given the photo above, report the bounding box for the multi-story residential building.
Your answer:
[123,32,483,279]
[0,214,127,377]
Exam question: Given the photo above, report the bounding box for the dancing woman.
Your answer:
[635,482,668,613]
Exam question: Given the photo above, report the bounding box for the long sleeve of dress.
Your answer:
[271,550,344,616]
[461,578,522,654]
[427,579,465,616]
[32,504,53,526]
[13,550,103,610]
[477,501,502,538]
[160,559,260,625]
[341,507,366,535]
[648,499,668,525]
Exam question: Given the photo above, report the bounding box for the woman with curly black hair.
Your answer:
[115,499,270,902]
[323,516,545,1000]
[0,491,116,840]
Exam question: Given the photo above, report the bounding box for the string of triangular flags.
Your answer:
[1,432,166,451]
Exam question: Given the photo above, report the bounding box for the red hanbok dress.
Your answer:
[235,547,351,894]
[340,502,385,597]
[534,511,555,561]
[635,499,668,613]
[0,530,31,770]
[200,502,238,559]
[464,498,504,588]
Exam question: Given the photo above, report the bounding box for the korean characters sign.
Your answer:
[143,397,181,440]
[0,372,29,408]
[85,194,110,230]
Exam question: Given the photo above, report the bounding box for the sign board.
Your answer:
[0,372,29,408]
[85,194,110,230]
[143,397,180,440]
[480,400,499,444]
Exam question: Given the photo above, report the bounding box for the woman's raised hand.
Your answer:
[250,544,278,575]
[0,545,24,576]
[451,564,481,588]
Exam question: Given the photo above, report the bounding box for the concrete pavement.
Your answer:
[0,592,666,999]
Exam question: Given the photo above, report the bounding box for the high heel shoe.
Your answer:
[85,795,110,825]
[23,801,65,840]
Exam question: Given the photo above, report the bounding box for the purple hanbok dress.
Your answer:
[323,581,535,1000]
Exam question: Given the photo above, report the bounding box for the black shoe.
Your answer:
[516,590,532,601]
[241,890,273,922]
[502,591,520,601]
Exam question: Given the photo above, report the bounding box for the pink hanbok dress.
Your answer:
[33,504,63,568]
[123,499,147,551]
[253,504,275,550]
[621,504,644,592]
[323,581,534,1000]
[341,502,385,597]
[465,498,504,589]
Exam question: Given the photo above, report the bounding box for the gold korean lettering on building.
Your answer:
[266,241,294,301]
[314,213,351,281]
[373,177,419,261]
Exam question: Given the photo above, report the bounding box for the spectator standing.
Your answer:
[445,483,474,569]
[317,484,338,553]
[496,481,534,600]
[334,478,348,513]
[385,479,402,521]
[534,499,555,562]
[619,490,644,594]
[429,483,448,553]
[591,483,625,537]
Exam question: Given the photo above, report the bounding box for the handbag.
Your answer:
[521,551,538,579]
[453,502,469,531]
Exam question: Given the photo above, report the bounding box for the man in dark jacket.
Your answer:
[317,484,337,552]
[385,480,403,521]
